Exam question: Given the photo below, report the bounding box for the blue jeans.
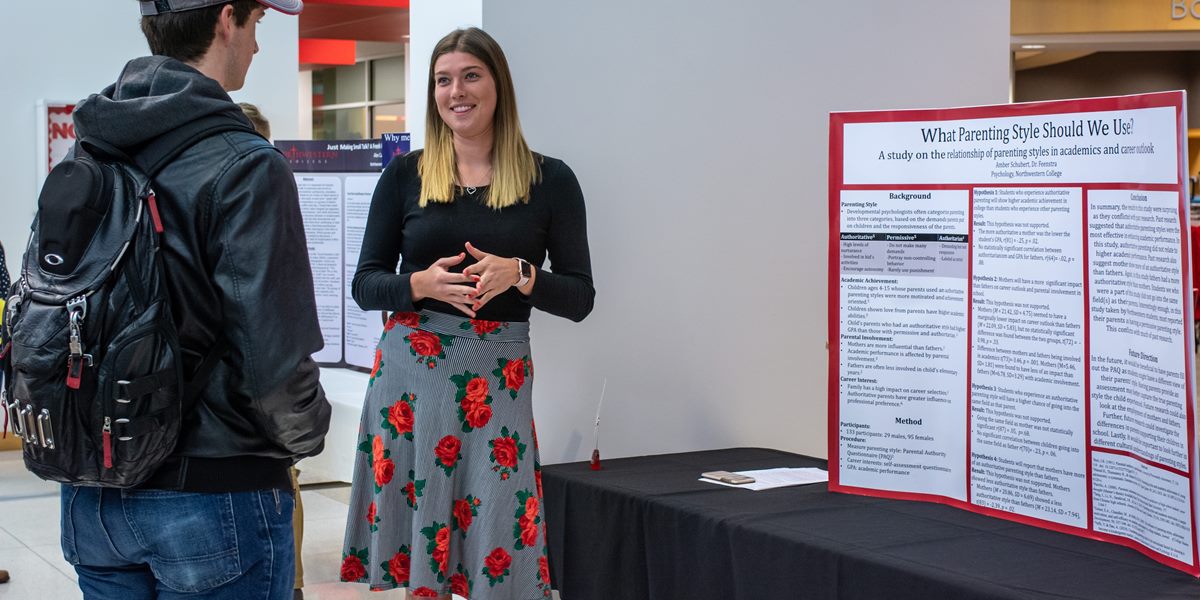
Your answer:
[61,485,295,600]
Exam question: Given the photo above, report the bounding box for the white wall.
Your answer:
[298,70,314,139]
[407,0,483,149]
[477,0,1012,463]
[0,3,299,276]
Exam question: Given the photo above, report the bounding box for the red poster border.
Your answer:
[1082,186,1093,532]
[827,91,1196,576]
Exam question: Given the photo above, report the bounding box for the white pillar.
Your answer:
[297,70,313,140]
[406,0,484,150]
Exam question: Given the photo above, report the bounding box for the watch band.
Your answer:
[515,257,532,287]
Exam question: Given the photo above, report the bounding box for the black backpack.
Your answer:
[1,118,245,487]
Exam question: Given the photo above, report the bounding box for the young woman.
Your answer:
[340,28,594,600]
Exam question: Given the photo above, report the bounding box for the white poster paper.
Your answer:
[829,92,1196,575]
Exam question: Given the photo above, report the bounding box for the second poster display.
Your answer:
[828,92,1197,574]
[279,137,409,371]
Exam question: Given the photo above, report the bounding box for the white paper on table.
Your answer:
[698,467,829,491]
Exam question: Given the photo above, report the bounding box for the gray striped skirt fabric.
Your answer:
[341,310,550,599]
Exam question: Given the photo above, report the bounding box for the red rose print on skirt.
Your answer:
[403,470,426,509]
[411,587,439,598]
[372,435,394,491]
[451,372,494,432]
[492,356,531,399]
[513,489,541,550]
[405,329,453,368]
[407,330,442,356]
[537,553,552,597]
[340,547,369,582]
[489,427,527,480]
[366,501,380,532]
[465,377,488,403]
[368,349,384,387]
[434,435,463,476]
[460,319,507,339]
[518,515,538,548]
[421,521,452,582]
[380,393,416,440]
[474,319,502,336]
[482,547,513,586]
[493,438,518,468]
[385,311,423,333]
[463,396,492,430]
[356,434,394,493]
[450,564,473,597]
[380,545,411,587]
[452,495,482,535]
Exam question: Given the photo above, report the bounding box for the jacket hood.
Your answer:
[74,56,254,150]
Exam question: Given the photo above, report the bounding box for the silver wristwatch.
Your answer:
[515,257,532,287]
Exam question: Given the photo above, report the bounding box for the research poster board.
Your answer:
[382,132,411,168]
[279,136,409,371]
[828,92,1198,575]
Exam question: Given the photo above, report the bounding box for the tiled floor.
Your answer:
[0,450,551,600]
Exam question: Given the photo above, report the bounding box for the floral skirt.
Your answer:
[341,310,550,599]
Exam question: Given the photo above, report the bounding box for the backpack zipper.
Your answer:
[102,416,113,469]
[146,188,164,234]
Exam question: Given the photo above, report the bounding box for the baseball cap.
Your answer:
[140,0,303,16]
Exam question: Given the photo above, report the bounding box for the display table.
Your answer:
[542,448,1199,600]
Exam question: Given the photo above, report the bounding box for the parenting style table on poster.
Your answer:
[828,92,1199,574]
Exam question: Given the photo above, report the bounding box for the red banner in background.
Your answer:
[46,103,75,174]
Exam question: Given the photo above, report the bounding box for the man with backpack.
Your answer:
[26,1,331,597]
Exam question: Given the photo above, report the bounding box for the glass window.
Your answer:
[313,107,367,140]
[372,55,406,102]
[371,103,406,137]
[312,55,406,140]
[312,62,367,107]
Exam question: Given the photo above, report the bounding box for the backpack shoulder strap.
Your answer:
[131,118,254,393]
[77,116,259,180]
[134,115,261,179]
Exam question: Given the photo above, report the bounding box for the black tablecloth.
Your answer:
[542,447,1200,600]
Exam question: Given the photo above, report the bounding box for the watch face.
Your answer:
[520,259,532,278]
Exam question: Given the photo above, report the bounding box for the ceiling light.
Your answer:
[1020,44,1046,50]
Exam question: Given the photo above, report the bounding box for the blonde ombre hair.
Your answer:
[418,28,540,209]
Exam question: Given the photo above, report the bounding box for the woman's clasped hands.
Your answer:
[411,242,527,318]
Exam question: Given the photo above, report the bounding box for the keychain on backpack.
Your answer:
[65,296,92,390]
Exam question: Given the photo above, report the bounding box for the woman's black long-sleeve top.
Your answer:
[352,151,595,323]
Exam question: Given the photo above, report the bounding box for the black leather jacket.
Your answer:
[73,56,330,491]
